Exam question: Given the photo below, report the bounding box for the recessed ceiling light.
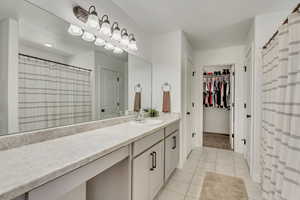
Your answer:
[44,43,52,48]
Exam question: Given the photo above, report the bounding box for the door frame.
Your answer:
[191,63,239,152]
[244,44,255,178]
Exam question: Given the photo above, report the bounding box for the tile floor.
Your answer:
[155,147,262,200]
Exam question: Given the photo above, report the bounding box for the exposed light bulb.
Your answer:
[128,40,138,51]
[82,31,95,42]
[95,37,105,46]
[121,29,129,46]
[100,15,111,36]
[87,14,99,29]
[111,22,121,42]
[104,43,114,50]
[128,34,138,51]
[87,6,99,29]
[68,24,83,36]
[113,47,123,54]
[100,22,111,36]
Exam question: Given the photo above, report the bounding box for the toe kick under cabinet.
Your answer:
[132,121,180,200]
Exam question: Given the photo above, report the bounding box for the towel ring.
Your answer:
[161,82,171,92]
[134,83,142,92]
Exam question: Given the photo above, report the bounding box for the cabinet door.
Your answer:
[149,141,164,199]
[132,148,152,200]
[165,131,179,181]
[172,131,180,171]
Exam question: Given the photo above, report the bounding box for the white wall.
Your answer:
[0,18,19,135]
[152,31,182,113]
[128,55,152,111]
[67,51,95,70]
[152,30,183,167]
[193,45,245,153]
[19,43,67,63]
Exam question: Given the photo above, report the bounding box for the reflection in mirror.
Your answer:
[128,55,152,112]
[0,0,152,136]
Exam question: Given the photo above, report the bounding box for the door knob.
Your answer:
[246,114,251,118]
[186,112,191,115]
[101,109,105,113]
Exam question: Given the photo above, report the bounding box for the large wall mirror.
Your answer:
[0,0,152,136]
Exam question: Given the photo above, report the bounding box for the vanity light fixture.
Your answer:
[113,47,123,54]
[111,22,121,42]
[128,34,138,51]
[70,5,139,54]
[104,42,114,50]
[68,24,83,36]
[82,31,95,42]
[121,28,129,46]
[87,6,99,29]
[95,37,106,46]
[100,15,111,36]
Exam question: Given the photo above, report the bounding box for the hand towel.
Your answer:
[134,92,141,112]
[162,91,171,113]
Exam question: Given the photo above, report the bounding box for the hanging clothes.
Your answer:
[203,72,231,110]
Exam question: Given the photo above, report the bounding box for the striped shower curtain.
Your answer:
[261,12,300,200]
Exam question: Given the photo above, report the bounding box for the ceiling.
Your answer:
[111,0,299,50]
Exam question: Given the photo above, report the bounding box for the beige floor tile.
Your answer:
[165,179,190,195]
[156,147,261,200]
[170,170,194,184]
[156,188,185,200]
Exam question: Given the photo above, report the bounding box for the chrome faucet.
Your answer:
[136,110,145,122]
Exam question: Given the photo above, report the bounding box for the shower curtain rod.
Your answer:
[19,53,92,72]
[263,3,300,49]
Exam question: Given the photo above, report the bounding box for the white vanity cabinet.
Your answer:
[132,129,165,200]
[164,131,179,181]
[132,121,180,200]
[17,121,180,200]
[132,141,164,200]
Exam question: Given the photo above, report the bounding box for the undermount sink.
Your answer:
[130,119,164,126]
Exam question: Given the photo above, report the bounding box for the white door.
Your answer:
[186,59,193,157]
[99,68,120,119]
[244,49,252,166]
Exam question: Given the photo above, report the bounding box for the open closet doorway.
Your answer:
[202,64,235,151]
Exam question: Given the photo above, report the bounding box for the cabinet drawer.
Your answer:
[133,129,164,157]
[165,122,179,137]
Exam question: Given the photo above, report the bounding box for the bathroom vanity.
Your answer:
[0,115,180,200]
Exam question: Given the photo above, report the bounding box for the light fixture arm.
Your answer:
[129,33,136,41]
[88,6,97,15]
[121,28,128,36]
[101,14,109,23]
[112,22,119,30]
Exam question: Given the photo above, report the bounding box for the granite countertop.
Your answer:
[0,114,180,200]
